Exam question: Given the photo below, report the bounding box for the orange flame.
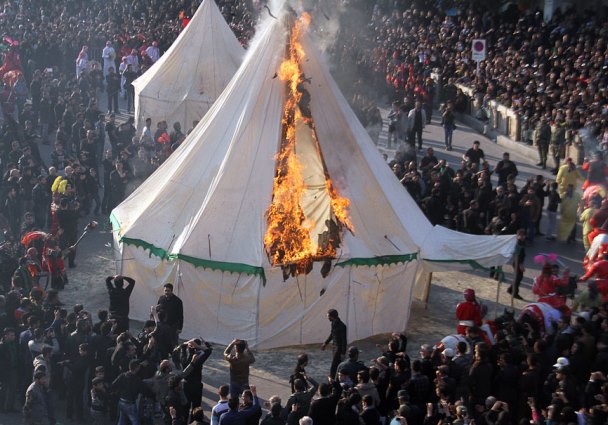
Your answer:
[264,13,352,275]
[327,180,353,232]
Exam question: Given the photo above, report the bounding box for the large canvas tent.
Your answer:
[133,0,244,132]
[112,9,516,349]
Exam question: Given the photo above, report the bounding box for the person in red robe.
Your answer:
[581,152,608,190]
[42,235,68,290]
[589,214,608,247]
[533,264,570,311]
[579,251,608,301]
[455,289,482,335]
[0,45,22,79]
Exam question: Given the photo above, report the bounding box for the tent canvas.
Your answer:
[133,0,244,132]
[112,9,516,349]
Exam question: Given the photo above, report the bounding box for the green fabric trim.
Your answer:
[119,237,170,259]
[110,215,267,284]
[169,253,267,284]
[425,259,505,280]
[112,216,418,283]
[336,253,417,268]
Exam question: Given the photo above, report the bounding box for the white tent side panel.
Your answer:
[421,226,516,268]
[117,235,419,348]
[177,265,260,343]
[189,260,417,349]
[114,235,179,323]
[413,226,517,301]
[344,262,416,343]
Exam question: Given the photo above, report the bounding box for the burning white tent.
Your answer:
[112,8,515,348]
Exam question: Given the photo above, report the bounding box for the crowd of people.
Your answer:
[330,1,608,167]
[389,136,586,248]
[3,280,608,425]
[0,0,260,116]
[0,0,258,82]
[0,2,262,421]
[0,0,265,302]
[2,1,608,425]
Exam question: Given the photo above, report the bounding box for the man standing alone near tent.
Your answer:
[321,309,347,379]
[157,283,183,347]
[106,275,136,333]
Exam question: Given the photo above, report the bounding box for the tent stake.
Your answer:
[494,271,502,319]
[423,273,432,309]
[208,234,212,258]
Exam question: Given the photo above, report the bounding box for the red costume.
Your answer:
[0,47,22,79]
[455,289,482,335]
[580,258,608,301]
[588,202,608,245]
[590,200,608,226]
[533,265,569,311]
[42,238,67,290]
[581,159,608,191]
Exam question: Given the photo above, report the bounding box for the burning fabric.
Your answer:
[264,13,353,279]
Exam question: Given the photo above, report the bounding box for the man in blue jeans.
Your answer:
[111,360,155,425]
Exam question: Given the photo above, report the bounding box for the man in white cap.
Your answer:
[553,357,569,369]
[102,41,116,77]
[442,348,454,360]
[146,41,160,63]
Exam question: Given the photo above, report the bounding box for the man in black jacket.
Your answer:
[0,327,19,412]
[64,343,93,421]
[360,394,381,425]
[179,338,212,415]
[308,378,342,425]
[150,310,175,359]
[111,360,155,424]
[105,275,135,332]
[321,309,347,379]
[282,375,319,425]
[156,282,183,346]
[56,197,79,267]
[336,347,367,382]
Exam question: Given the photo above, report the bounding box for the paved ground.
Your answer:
[0,101,586,424]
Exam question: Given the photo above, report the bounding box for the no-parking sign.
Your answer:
[472,39,486,62]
